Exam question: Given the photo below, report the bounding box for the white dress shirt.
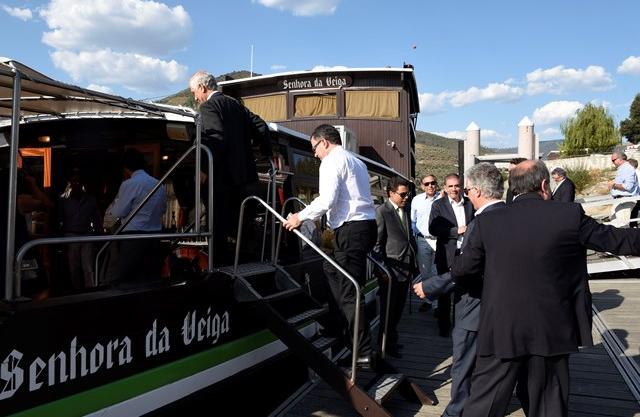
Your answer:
[298,146,376,229]
[411,192,439,237]
[449,197,467,249]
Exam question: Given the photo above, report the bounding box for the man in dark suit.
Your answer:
[189,71,272,262]
[551,167,576,202]
[453,160,640,417]
[429,173,474,336]
[505,157,526,204]
[414,162,505,417]
[374,177,416,358]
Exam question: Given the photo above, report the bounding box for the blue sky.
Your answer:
[1,0,639,147]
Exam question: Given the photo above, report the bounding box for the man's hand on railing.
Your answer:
[283,212,302,231]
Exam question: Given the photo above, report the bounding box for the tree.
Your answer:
[560,103,620,155]
[620,93,640,144]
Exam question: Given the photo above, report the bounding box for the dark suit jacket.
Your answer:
[429,196,474,274]
[452,192,640,359]
[199,92,271,187]
[374,201,416,276]
[552,178,576,203]
[421,201,505,331]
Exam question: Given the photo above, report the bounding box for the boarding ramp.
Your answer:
[583,195,640,275]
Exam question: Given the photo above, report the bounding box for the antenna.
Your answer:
[250,45,254,78]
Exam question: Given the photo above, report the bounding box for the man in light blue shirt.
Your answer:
[109,149,166,283]
[608,151,640,227]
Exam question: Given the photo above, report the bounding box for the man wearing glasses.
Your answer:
[608,150,639,227]
[284,124,377,367]
[410,175,440,312]
[429,174,474,337]
[374,177,416,358]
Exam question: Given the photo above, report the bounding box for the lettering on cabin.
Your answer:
[0,305,231,401]
[181,306,230,346]
[280,75,352,90]
[0,337,132,400]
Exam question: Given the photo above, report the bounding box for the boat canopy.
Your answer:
[0,58,195,122]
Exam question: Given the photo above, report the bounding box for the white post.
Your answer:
[465,122,481,172]
[518,116,535,160]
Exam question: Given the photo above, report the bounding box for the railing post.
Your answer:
[5,70,21,301]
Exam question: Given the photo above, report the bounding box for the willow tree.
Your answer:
[560,103,621,155]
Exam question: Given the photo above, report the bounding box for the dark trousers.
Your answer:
[114,237,162,283]
[443,327,477,417]
[463,354,569,417]
[377,266,410,349]
[323,220,377,357]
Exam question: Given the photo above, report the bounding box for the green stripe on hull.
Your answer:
[9,330,277,417]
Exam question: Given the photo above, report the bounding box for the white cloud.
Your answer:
[526,65,614,95]
[86,83,113,94]
[540,127,560,139]
[310,65,349,71]
[2,5,32,20]
[532,100,584,126]
[617,56,640,75]
[432,130,465,140]
[254,0,339,16]
[449,83,524,107]
[270,64,287,71]
[51,49,187,95]
[39,0,192,55]
[418,92,451,114]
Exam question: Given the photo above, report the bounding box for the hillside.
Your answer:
[157,70,258,107]
[414,131,460,182]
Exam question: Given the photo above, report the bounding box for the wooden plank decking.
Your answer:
[277,280,640,417]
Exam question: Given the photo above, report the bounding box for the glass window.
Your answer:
[294,94,336,117]
[243,94,287,121]
[291,152,321,177]
[345,90,399,119]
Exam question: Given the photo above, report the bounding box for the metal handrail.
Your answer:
[365,253,394,359]
[15,232,201,293]
[234,195,363,382]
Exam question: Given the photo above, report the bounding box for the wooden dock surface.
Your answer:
[277,280,640,417]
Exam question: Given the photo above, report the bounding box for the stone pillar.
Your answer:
[464,122,480,172]
[534,133,540,160]
[518,116,535,160]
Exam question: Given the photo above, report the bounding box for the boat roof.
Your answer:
[0,58,195,124]
[218,66,420,114]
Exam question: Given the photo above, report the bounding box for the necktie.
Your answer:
[397,207,406,231]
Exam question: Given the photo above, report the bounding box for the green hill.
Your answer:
[414,131,460,183]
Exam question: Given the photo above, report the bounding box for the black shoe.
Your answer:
[418,302,432,312]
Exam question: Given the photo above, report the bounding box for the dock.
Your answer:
[275,279,640,417]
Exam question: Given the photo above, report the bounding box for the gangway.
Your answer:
[582,195,640,275]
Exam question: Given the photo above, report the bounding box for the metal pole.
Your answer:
[5,71,21,301]
[194,114,202,234]
[202,146,214,272]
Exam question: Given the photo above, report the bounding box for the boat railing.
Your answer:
[7,117,215,301]
[93,143,214,285]
[274,196,308,263]
[235,195,364,381]
[581,195,640,274]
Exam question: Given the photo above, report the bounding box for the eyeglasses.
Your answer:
[311,139,324,153]
[422,181,437,186]
[612,157,620,162]
[394,191,410,198]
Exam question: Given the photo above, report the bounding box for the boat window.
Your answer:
[345,90,399,119]
[243,94,287,121]
[291,152,320,177]
[294,93,337,118]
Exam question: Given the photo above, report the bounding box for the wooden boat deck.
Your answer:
[276,279,640,417]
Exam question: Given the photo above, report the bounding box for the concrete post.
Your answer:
[534,133,540,160]
[518,116,535,160]
[465,122,480,172]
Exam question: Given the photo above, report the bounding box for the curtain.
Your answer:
[294,94,336,117]
[243,94,287,121]
[345,90,399,119]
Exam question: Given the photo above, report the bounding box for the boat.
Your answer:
[0,59,413,416]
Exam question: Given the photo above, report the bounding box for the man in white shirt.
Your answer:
[608,151,640,227]
[411,174,440,312]
[284,124,378,367]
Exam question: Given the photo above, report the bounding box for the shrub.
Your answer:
[565,166,594,194]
